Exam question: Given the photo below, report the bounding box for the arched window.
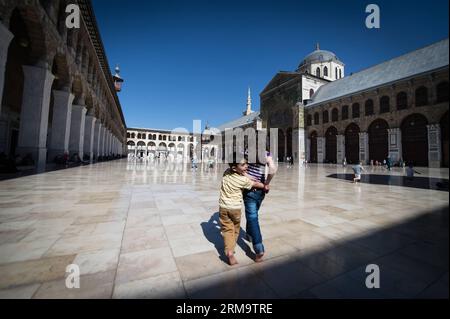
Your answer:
[335,67,338,79]
[396,91,408,110]
[127,132,130,138]
[314,112,320,125]
[309,89,315,98]
[332,108,338,122]
[436,81,449,103]
[137,133,141,139]
[324,66,328,77]
[323,110,329,124]
[316,67,321,77]
[380,96,390,113]
[342,105,349,120]
[307,115,312,126]
[339,69,342,78]
[131,133,135,139]
[415,86,428,107]
[352,103,360,118]
[365,99,374,116]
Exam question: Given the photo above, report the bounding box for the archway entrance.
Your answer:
[277,129,285,162]
[368,119,389,163]
[1,9,31,157]
[345,123,360,164]
[325,126,337,163]
[401,114,429,166]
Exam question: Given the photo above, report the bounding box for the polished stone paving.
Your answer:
[0,160,448,299]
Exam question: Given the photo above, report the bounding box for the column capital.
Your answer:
[72,104,87,114]
[427,124,440,130]
[387,127,401,134]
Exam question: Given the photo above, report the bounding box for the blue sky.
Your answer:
[92,0,449,131]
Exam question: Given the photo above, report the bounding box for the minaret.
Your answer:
[113,65,124,92]
[316,42,320,51]
[244,87,253,116]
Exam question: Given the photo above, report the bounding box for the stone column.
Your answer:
[100,126,107,157]
[69,104,87,158]
[427,124,442,168]
[108,131,112,156]
[0,23,14,116]
[306,138,311,163]
[95,122,102,158]
[102,129,108,156]
[317,137,325,163]
[92,121,100,160]
[293,128,306,165]
[388,128,402,163]
[110,133,114,155]
[337,134,345,164]
[48,90,74,162]
[359,132,369,164]
[16,65,55,172]
[84,115,96,162]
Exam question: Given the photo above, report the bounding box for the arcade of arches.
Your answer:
[304,71,449,167]
[126,128,219,163]
[0,0,127,172]
[305,111,449,167]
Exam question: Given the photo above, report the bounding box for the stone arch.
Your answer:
[368,119,389,163]
[365,99,374,116]
[345,123,360,164]
[380,96,390,113]
[436,81,449,104]
[396,91,408,110]
[331,108,339,122]
[307,114,312,126]
[52,53,71,90]
[325,126,338,163]
[415,86,428,107]
[342,105,349,120]
[314,112,319,125]
[401,113,428,166]
[177,143,184,155]
[7,5,49,64]
[168,143,176,152]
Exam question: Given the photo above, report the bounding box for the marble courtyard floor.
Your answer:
[0,160,448,299]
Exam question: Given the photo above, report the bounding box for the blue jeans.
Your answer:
[243,189,266,254]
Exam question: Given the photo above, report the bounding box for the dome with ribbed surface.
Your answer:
[298,44,340,69]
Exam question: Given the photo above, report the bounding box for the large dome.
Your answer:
[298,45,340,68]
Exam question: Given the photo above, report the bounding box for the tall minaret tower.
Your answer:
[243,87,253,116]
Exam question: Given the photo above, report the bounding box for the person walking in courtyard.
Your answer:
[352,161,365,183]
[386,156,392,171]
[244,148,277,263]
[219,159,265,266]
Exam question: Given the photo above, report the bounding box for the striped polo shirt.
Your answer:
[247,152,270,183]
